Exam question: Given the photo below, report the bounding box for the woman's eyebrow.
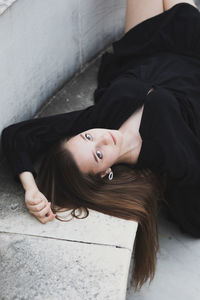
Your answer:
[80,133,85,141]
[80,134,98,163]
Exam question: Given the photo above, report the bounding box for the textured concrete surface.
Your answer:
[0,233,131,300]
[0,0,125,144]
[126,211,200,300]
[0,0,16,15]
[0,54,138,299]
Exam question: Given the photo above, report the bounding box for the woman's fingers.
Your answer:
[29,200,47,212]
[24,189,56,224]
[32,202,52,218]
[29,200,56,220]
[45,205,56,218]
[37,204,56,224]
[38,213,56,224]
[26,197,43,206]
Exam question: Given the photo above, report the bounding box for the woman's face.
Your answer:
[65,128,123,176]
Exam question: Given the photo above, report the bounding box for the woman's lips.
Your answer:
[109,132,116,145]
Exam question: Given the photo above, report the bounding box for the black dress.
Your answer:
[2,3,200,237]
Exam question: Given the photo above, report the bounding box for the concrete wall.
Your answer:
[0,0,125,134]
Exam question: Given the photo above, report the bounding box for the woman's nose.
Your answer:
[98,134,110,146]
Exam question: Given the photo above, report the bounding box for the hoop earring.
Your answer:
[108,170,113,181]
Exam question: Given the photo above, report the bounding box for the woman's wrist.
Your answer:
[19,171,38,192]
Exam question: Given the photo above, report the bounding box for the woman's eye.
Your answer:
[85,133,92,141]
[96,150,103,160]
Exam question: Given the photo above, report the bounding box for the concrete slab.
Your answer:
[36,55,101,117]
[126,210,200,300]
[0,232,131,300]
[0,0,16,15]
[80,0,126,64]
[0,0,81,132]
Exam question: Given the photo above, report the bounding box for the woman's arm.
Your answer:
[19,171,39,192]
[1,108,94,223]
[19,171,56,223]
[1,109,89,181]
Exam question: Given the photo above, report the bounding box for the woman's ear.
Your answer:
[100,168,111,178]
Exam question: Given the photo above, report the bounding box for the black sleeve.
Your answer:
[1,107,94,181]
[93,51,120,104]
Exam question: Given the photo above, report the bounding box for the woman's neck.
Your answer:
[117,105,144,164]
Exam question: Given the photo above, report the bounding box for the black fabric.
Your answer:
[1,77,152,179]
[2,3,200,237]
[95,2,200,93]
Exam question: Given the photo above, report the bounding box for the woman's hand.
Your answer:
[25,188,56,224]
[19,171,56,224]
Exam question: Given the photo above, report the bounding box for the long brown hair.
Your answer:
[37,137,165,290]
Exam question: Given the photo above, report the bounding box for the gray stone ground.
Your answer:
[127,212,200,300]
[0,0,16,15]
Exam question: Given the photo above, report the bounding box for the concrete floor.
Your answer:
[126,209,200,300]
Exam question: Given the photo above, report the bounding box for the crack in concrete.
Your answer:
[0,230,132,252]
